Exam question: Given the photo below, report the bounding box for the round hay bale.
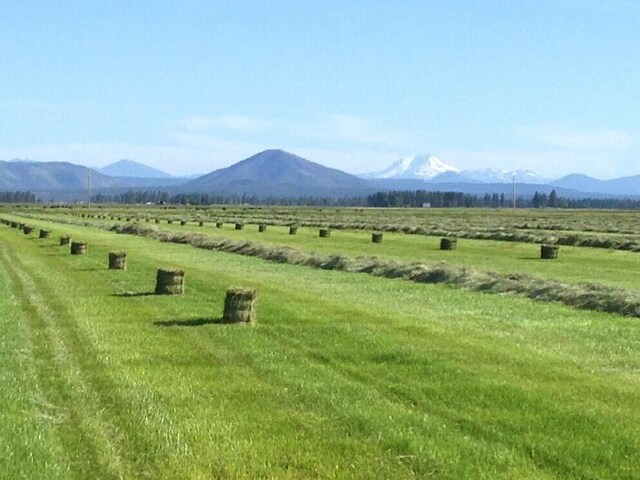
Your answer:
[180,220,187,226]
[371,232,383,243]
[108,251,127,270]
[289,226,298,235]
[541,244,559,259]
[59,235,71,246]
[216,222,223,228]
[155,218,160,224]
[440,238,457,250]
[39,229,51,239]
[222,287,257,323]
[155,268,185,295]
[167,219,174,224]
[319,228,331,238]
[235,223,244,230]
[199,220,204,227]
[70,241,87,255]
[258,224,267,232]
[10,221,18,228]
[23,225,34,235]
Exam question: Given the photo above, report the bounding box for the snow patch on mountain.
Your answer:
[362,154,459,179]
[461,168,550,184]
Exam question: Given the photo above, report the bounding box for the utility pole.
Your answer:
[512,173,516,212]
[87,167,91,208]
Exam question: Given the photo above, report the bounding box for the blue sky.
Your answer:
[1,0,638,178]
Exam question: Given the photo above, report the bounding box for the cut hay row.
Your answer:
[79,211,640,254]
[106,222,640,318]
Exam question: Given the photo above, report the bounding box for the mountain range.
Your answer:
[361,155,550,184]
[0,160,187,193]
[2,151,640,200]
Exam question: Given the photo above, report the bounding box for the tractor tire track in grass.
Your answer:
[0,237,163,478]
[0,245,68,478]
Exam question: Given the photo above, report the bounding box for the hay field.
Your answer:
[1,206,639,479]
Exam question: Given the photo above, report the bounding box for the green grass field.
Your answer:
[1,208,640,478]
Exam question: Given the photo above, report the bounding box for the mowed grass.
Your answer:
[120,217,640,291]
[1,220,640,478]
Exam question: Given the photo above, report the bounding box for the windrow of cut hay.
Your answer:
[159,211,640,254]
[112,223,640,318]
[27,209,640,254]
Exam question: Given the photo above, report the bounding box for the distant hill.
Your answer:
[552,174,640,196]
[0,160,187,192]
[182,149,371,197]
[99,159,174,178]
[551,174,606,193]
[0,161,115,190]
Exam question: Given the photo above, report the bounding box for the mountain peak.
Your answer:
[362,154,459,179]
[183,149,369,197]
[99,159,173,178]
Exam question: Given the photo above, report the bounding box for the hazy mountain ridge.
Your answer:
[100,159,174,178]
[0,160,187,191]
[552,173,640,196]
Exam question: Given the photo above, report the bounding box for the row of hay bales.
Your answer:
[0,217,258,323]
[438,237,559,258]
[17,213,564,259]
[140,216,562,257]
[167,218,561,256]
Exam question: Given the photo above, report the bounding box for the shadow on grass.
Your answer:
[77,267,103,271]
[153,317,225,327]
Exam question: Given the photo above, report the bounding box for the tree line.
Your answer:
[23,187,640,210]
[367,189,640,209]
[91,190,367,207]
[0,191,36,203]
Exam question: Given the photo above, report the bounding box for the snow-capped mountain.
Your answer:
[461,169,550,184]
[362,154,553,184]
[362,154,459,179]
